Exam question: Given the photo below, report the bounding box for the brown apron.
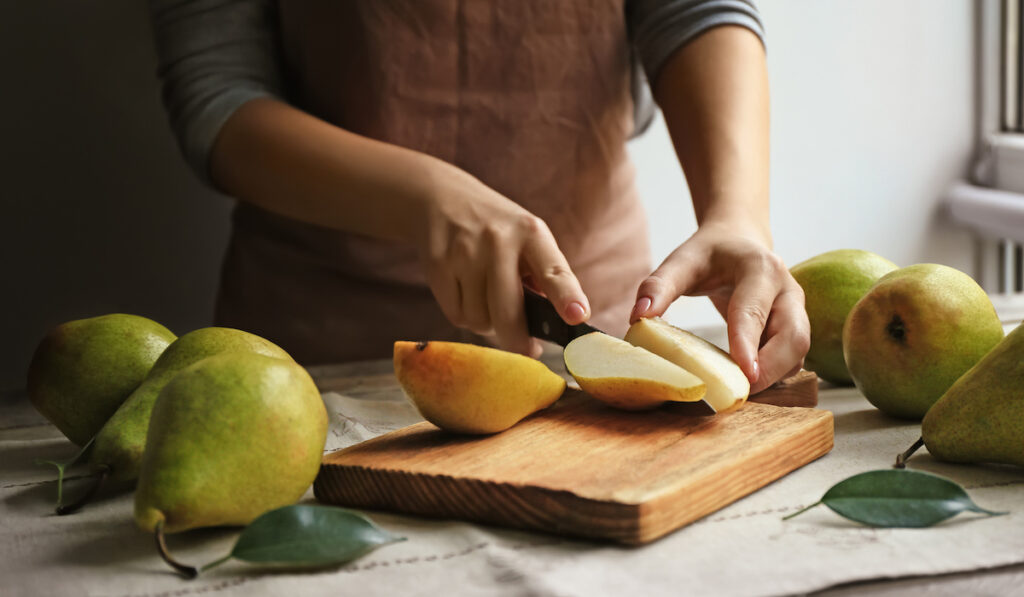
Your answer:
[214,0,652,365]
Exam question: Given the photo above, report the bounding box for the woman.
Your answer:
[150,0,808,394]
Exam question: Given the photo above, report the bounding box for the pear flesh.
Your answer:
[564,332,706,411]
[921,323,1024,467]
[134,352,327,533]
[27,314,176,446]
[394,341,566,434]
[624,318,749,412]
[88,327,293,483]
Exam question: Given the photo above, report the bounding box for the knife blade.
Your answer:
[521,288,716,416]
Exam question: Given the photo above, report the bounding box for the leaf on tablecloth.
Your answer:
[211,504,405,570]
[783,469,1007,527]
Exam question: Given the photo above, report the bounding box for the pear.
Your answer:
[90,327,292,481]
[55,327,292,513]
[624,317,749,412]
[134,352,327,534]
[394,341,566,434]
[916,323,1024,466]
[843,264,1004,420]
[790,249,897,384]
[27,314,176,445]
[563,332,706,411]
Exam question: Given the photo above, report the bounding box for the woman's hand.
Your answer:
[630,222,810,394]
[210,99,589,356]
[416,163,591,356]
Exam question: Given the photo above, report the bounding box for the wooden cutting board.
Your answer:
[314,370,832,545]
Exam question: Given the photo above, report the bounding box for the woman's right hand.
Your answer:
[416,162,591,357]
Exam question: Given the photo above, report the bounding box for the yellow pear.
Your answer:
[624,317,749,412]
[563,332,706,410]
[393,341,566,434]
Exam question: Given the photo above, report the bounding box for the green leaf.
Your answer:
[223,504,404,569]
[785,469,1007,527]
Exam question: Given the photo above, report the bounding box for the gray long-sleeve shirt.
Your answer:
[149,0,764,183]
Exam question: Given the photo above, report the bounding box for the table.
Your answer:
[2,354,1022,597]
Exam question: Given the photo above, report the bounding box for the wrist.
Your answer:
[698,212,772,248]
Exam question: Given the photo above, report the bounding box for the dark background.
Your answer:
[2,2,231,398]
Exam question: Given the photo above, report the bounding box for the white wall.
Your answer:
[630,0,977,329]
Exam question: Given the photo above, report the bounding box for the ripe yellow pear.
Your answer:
[563,332,706,411]
[27,314,176,445]
[135,352,327,533]
[394,341,566,434]
[790,249,898,385]
[843,264,1004,419]
[624,317,749,412]
[919,323,1024,466]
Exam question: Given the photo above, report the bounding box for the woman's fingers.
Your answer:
[487,242,537,356]
[748,287,810,394]
[519,216,590,325]
[725,259,782,386]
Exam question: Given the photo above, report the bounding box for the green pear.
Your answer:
[843,264,1004,419]
[87,327,293,484]
[134,352,327,533]
[27,314,176,445]
[919,323,1024,466]
[790,249,898,385]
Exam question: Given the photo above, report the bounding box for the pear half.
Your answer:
[394,341,566,434]
[624,318,750,412]
[563,332,706,410]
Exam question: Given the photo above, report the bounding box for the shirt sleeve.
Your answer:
[626,0,765,86]
[149,0,285,183]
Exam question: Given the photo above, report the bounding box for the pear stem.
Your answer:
[782,501,822,521]
[895,437,925,469]
[155,520,199,579]
[56,465,109,515]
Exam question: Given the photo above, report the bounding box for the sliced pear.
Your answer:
[563,332,706,410]
[624,318,750,412]
[394,341,566,434]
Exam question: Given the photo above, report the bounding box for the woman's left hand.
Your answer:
[630,222,810,395]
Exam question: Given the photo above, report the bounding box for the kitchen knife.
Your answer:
[522,288,716,415]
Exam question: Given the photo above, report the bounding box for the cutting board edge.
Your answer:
[629,409,835,544]
[313,464,648,542]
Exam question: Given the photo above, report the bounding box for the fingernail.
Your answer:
[631,297,652,320]
[566,302,586,323]
[750,360,760,383]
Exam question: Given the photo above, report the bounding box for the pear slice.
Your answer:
[563,332,706,410]
[624,318,750,412]
[394,341,566,434]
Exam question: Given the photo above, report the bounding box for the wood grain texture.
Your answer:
[749,369,819,408]
[315,377,833,545]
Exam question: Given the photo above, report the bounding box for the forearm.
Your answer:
[209,97,462,244]
[653,25,771,245]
